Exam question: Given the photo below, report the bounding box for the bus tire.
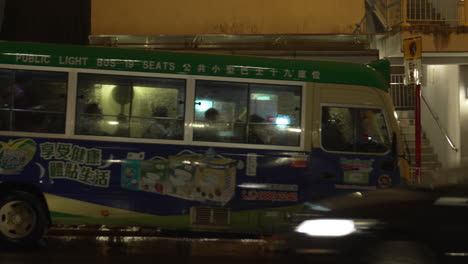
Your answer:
[0,191,48,248]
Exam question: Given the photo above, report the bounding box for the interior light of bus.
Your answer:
[276,117,290,125]
[108,121,119,125]
[102,84,117,90]
[287,128,302,133]
[251,93,271,101]
[191,123,206,128]
[101,84,117,108]
[256,96,271,101]
[195,100,213,112]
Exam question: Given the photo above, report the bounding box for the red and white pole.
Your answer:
[414,83,422,184]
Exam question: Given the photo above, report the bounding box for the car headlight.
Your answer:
[295,219,356,237]
[295,218,380,237]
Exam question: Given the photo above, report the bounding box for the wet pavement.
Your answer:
[0,227,294,264]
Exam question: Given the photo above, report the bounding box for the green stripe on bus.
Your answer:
[50,205,302,233]
[50,211,85,218]
[0,41,389,91]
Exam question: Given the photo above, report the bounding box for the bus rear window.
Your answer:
[0,69,68,134]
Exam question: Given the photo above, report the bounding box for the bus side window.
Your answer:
[76,73,185,139]
[193,80,302,146]
[321,106,390,153]
[248,83,301,146]
[321,106,354,152]
[0,69,12,131]
[355,109,390,153]
[193,80,248,143]
[0,69,67,134]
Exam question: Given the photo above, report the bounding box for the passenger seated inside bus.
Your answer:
[205,108,219,122]
[321,109,348,151]
[1,74,32,131]
[248,114,273,144]
[193,108,222,142]
[144,106,173,139]
[76,103,108,136]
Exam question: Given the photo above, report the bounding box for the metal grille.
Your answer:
[212,208,230,225]
[191,207,230,226]
[407,0,463,25]
[390,74,416,110]
[192,207,212,225]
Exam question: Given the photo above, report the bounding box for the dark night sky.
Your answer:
[0,0,90,45]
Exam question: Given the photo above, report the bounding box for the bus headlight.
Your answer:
[295,219,356,237]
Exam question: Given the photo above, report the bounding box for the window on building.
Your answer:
[0,69,68,133]
[321,106,390,153]
[76,73,185,139]
[193,80,302,146]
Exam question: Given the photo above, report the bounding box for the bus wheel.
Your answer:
[0,191,48,248]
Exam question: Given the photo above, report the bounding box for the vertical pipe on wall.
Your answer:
[465,0,468,25]
[415,84,422,183]
[402,0,410,25]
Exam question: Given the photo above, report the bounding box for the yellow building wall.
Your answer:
[91,0,365,35]
[401,30,468,52]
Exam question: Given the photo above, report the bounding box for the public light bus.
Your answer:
[0,41,408,247]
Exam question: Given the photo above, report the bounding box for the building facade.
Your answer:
[90,0,468,178]
[4,0,468,180]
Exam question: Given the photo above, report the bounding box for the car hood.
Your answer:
[300,187,438,219]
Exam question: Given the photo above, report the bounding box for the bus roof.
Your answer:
[0,41,389,91]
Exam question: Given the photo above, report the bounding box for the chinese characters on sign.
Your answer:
[241,190,298,201]
[403,37,422,85]
[13,55,321,82]
[240,184,298,201]
[39,142,110,187]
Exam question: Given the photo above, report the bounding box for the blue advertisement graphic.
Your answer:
[0,136,399,216]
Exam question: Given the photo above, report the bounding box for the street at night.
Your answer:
[0,228,293,264]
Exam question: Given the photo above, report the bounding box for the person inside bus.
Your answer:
[1,74,31,130]
[144,106,173,139]
[321,109,348,151]
[76,103,107,136]
[205,107,220,123]
[1,75,30,109]
[248,114,273,144]
[194,107,222,141]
